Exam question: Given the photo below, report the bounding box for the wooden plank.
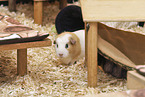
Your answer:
[0,39,52,51]
[8,0,16,12]
[17,49,27,76]
[127,70,145,90]
[87,22,98,87]
[80,0,145,22]
[34,1,43,25]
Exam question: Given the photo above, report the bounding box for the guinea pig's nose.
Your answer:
[59,53,63,57]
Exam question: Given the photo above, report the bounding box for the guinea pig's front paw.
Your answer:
[68,61,77,65]
[68,62,74,65]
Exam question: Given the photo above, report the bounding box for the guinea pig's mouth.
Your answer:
[58,55,64,58]
[58,55,68,58]
[58,53,65,58]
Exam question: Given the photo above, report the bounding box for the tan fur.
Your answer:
[68,32,81,61]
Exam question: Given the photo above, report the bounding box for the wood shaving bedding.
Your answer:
[0,2,133,96]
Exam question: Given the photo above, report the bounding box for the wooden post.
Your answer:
[59,0,67,9]
[34,1,43,25]
[87,22,98,87]
[17,49,27,76]
[8,0,16,12]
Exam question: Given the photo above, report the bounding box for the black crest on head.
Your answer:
[55,5,84,34]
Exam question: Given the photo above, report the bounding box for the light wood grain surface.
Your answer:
[0,39,52,51]
[34,1,43,25]
[17,49,27,76]
[87,22,98,87]
[127,71,145,89]
[80,0,145,22]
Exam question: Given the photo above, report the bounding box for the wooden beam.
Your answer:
[0,39,52,51]
[17,49,27,76]
[87,22,98,87]
[34,1,43,25]
[8,0,16,12]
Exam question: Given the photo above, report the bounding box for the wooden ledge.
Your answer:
[0,38,52,51]
[127,70,145,90]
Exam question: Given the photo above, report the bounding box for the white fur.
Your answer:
[55,30,85,65]
[55,34,72,64]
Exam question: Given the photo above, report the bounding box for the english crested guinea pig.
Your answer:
[54,30,85,65]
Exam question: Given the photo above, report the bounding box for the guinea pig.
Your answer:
[54,30,85,65]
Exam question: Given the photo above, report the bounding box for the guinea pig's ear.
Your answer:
[70,38,76,45]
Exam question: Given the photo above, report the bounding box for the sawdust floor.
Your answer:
[0,2,127,96]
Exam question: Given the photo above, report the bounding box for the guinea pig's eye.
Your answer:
[65,44,68,49]
[56,44,58,48]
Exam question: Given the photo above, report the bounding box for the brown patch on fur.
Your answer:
[68,32,81,61]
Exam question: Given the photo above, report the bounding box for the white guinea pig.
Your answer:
[54,30,85,65]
